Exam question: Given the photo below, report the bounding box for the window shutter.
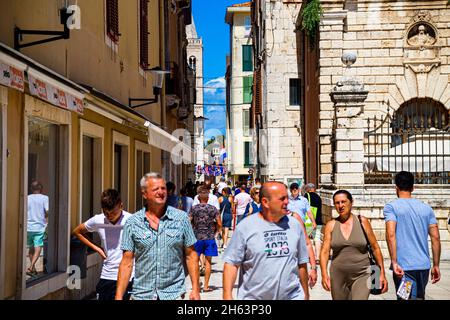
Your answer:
[244,142,250,167]
[242,45,253,71]
[107,0,119,43]
[140,0,149,68]
[243,76,253,104]
[255,68,262,114]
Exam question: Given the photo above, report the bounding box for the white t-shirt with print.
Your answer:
[84,211,134,281]
[193,194,220,210]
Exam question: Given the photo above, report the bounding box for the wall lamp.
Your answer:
[129,67,170,108]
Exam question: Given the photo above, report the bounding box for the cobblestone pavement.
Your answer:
[187,247,450,300]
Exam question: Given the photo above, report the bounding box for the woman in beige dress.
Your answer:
[320,190,388,299]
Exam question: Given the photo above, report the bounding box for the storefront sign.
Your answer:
[0,62,25,92]
[28,73,84,114]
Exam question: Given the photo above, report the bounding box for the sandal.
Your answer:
[202,287,213,292]
[26,267,37,276]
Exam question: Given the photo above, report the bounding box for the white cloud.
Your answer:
[204,77,226,95]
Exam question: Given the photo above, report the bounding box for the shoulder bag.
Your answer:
[357,215,382,295]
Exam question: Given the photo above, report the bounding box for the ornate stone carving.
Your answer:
[403,11,440,74]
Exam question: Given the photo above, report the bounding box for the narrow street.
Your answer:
[187,248,450,300]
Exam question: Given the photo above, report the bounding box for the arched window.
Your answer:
[189,55,196,71]
[391,98,448,147]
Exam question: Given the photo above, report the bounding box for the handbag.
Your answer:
[357,215,382,295]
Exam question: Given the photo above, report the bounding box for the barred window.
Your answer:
[140,0,149,68]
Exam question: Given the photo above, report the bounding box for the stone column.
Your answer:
[330,53,368,187]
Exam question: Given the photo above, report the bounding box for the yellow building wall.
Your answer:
[0,0,163,124]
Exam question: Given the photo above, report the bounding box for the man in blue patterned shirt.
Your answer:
[115,172,200,300]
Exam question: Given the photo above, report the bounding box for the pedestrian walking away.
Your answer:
[26,180,49,277]
[384,171,441,300]
[115,172,200,300]
[304,183,323,263]
[233,183,252,226]
[222,181,310,300]
[320,190,388,300]
[189,186,222,292]
[72,189,134,300]
[218,187,233,249]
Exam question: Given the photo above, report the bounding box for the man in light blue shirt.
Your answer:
[116,172,200,300]
[287,183,316,233]
[384,171,441,300]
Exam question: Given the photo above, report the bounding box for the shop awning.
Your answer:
[147,122,195,164]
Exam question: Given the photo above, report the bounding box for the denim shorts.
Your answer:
[393,269,430,300]
[194,239,218,257]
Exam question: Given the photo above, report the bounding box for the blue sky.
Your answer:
[192,0,243,142]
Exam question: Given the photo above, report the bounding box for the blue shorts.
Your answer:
[393,269,429,300]
[194,239,218,257]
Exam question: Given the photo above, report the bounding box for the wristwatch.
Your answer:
[310,265,318,271]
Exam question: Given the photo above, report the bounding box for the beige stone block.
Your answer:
[375,76,396,84]
[336,162,363,173]
[395,76,411,101]
[320,119,333,129]
[388,84,405,106]
[356,67,372,76]
[371,48,389,56]
[389,66,404,75]
[438,84,450,106]
[320,136,331,144]
[335,150,364,163]
[417,73,427,98]
[331,40,344,49]
[334,173,364,185]
[320,40,333,49]
[390,30,404,39]
[335,128,365,140]
[441,47,450,56]
[336,117,365,129]
[321,31,343,40]
[336,141,350,150]
[321,144,332,154]
[347,24,364,32]
[320,154,332,163]
[363,40,381,48]
[321,49,342,58]
[321,66,342,76]
[351,140,364,151]
[343,40,364,49]
[320,75,332,84]
[371,30,390,40]
[381,40,396,48]
[433,75,448,101]
[321,164,332,174]
[343,32,357,41]
[389,48,403,57]
[371,67,389,76]
[357,31,372,40]
[404,67,418,98]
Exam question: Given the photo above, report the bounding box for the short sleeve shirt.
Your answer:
[223,214,309,300]
[188,204,220,240]
[287,196,311,221]
[120,206,197,300]
[27,194,49,232]
[84,211,134,280]
[384,198,437,271]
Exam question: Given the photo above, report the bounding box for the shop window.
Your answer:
[113,132,129,210]
[26,118,67,285]
[135,142,151,211]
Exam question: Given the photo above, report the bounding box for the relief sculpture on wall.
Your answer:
[403,11,441,73]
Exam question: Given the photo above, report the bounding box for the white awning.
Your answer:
[147,123,195,164]
[365,136,450,173]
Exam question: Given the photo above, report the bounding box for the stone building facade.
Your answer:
[251,0,450,259]
[186,17,205,180]
[316,0,450,259]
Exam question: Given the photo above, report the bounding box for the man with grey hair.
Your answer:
[116,172,200,300]
[304,183,322,264]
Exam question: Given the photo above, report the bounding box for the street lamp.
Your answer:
[129,67,170,108]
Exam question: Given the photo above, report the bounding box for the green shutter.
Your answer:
[242,45,253,71]
[243,76,253,104]
[244,142,250,167]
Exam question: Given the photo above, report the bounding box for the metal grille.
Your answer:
[364,98,450,184]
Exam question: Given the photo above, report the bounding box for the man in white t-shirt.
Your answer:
[27,181,49,276]
[72,189,134,300]
[217,177,228,195]
[234,183,252,226]
[192,185,220,210]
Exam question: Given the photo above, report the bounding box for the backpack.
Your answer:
[304,193,318,236]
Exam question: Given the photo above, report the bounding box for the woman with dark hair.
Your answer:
[320,190,388,300]
[218,187,233,249]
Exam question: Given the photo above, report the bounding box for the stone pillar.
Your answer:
[330,53,368,187]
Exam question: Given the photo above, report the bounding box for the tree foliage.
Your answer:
[301,0,323,43]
